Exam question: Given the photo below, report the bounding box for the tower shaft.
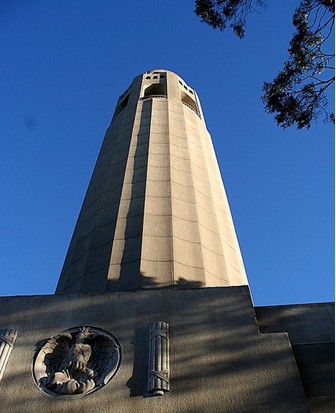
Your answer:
[56,70,247,294]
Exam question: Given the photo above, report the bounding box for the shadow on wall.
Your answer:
[255,303,335,412]
[109,99,151,292]
[126,325,148,397]
[107,276,204,291]
[0,288,312,413]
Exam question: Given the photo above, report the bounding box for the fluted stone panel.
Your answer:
[56,70,248,294]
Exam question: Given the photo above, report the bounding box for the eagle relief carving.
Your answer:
[33,326,121,397]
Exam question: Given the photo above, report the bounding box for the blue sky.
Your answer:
[0,1,334,305]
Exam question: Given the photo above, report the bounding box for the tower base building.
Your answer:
[0,71,333,413]
[0,288,333,413]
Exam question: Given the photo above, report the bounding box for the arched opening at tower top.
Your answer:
[181,91,199,116]
[143,83,166,98]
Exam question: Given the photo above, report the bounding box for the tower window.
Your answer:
[114,94,129,116]
[181,91,200,117]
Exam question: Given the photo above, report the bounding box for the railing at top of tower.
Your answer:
[140,95,167,101]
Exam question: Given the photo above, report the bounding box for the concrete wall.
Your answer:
[256,303,335,413]
[0,287,309,413]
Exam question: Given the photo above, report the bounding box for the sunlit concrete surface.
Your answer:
[56,70,247,294]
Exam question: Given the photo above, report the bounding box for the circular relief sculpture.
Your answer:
[33,326,121,398]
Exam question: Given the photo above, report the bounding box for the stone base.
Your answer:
[0,287,309,413]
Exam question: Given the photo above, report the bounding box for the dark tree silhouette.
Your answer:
[194,0,266,38]
[194,0,335,129]
[263,0,335,129]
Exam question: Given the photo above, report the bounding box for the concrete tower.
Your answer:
[0,70,332,413]
[56,69,247,294]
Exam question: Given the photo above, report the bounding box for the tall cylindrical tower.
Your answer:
[56,70,248,294]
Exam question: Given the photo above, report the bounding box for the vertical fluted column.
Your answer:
[0,328,18,382]
[148,321,170,395]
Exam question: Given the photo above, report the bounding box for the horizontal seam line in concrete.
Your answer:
[170,197,232,227]
[144,212,179,218]
[76,209,229,238]
[70,241,113,264]
[123,177,149,184]
[76,216,235,245]
[109,259,140,266]
[170,141,200,150]
[117,212,145,219]
[142,233,172,238]
[225,261,242,272]
[173,235,224,257]
[78,211,144,230]
[171,164,207,179]
[103,182,146,195]
[203,269,230,282]
[83,264,113,274]
[88,191,145,209]
[148,141,170,146]
[172,215,220,236]
[120,194,145,201]
[76,212,231,242]
[138,258,174,264]
[146,165,170,169]
[84,188,134,208]
[145,194,171,199]
[110,257,142,265]
[146,178,170,183]
[146,178,216,203]
[84,185,123,206]
[77,212,115,228]
[113,234,142,241]
[174,260,230,282]
[126,165,147,171]
[60,274,86,291]
[146,178,171,183]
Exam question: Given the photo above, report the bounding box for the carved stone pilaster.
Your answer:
[148,321,170,395]
[0,328,18,382]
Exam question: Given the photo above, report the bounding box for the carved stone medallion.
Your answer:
[33,326,121,398]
